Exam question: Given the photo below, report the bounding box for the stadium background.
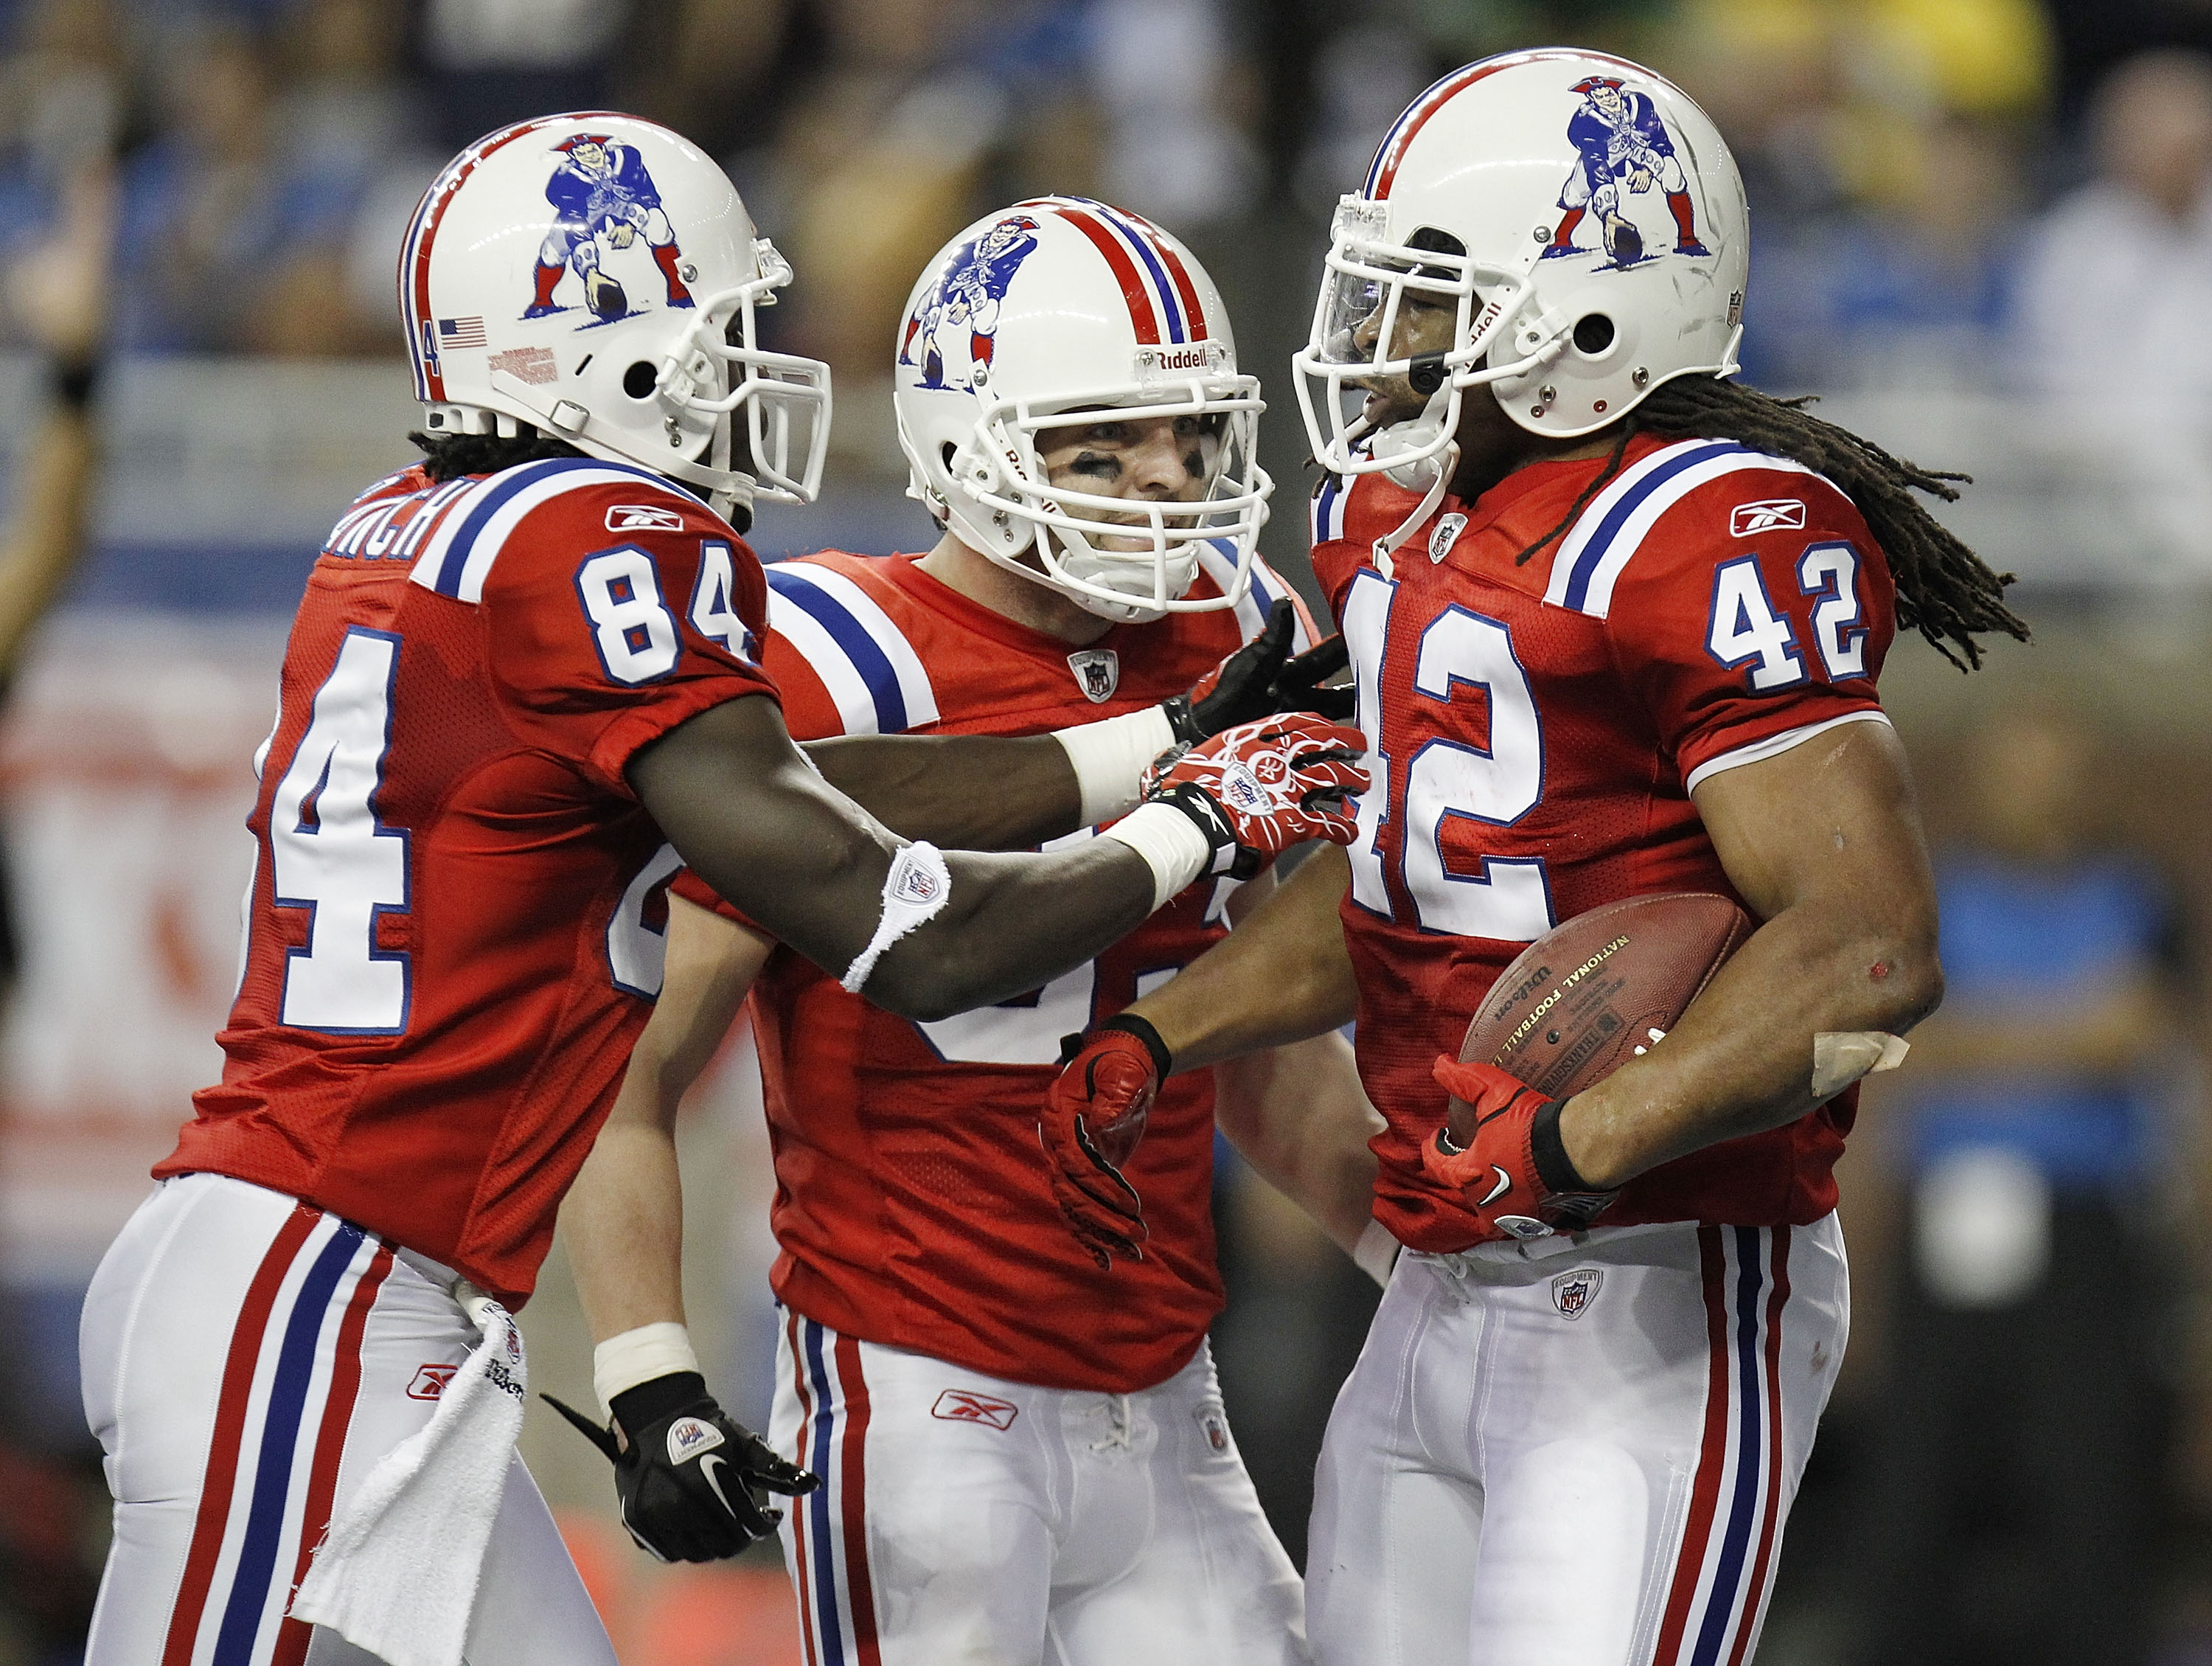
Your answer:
[0,0,2208,1659]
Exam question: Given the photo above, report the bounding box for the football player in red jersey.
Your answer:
[559,201,1385,1666]
[1044,54,2030,1666]
[75,129,1364,1666]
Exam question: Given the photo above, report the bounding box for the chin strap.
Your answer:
[1370,441,1458,579]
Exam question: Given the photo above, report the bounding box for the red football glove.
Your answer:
[1040,1016,1170,1268]
[1140,712,1368,879]
[1419,1058,1621,1243]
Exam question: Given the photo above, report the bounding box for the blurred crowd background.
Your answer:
[0,0,2208,1661]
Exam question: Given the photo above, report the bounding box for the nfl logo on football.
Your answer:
[1551,1268,1603,1319]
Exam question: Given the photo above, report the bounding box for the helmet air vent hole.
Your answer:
[623,361,659,400]
[1573,314,1615,355]
[941,441,957,471]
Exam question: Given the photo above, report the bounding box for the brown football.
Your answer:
[1445,893,1753,1139]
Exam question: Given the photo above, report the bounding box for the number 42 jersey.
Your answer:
[1314,433,1899,1252]
[158,457,778,1306]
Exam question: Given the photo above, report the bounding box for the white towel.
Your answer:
[289,1283,527,1666]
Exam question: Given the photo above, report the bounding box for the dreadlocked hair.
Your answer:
[408,428,585,483]
[1510,375,2028,670]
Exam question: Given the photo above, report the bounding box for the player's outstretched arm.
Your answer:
[1554,719,1943,1189]
[563,893,768,1342]
[550,895,812,1563]
[798,599,1341,851]
[1212,1031,1382,1260]
[630,694,1365,1024]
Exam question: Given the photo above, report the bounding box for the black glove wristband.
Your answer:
[611,1370,708,1438]
[1529,1097,1597,1197]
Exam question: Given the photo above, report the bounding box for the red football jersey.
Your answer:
[1311,434,1896,1252]
[159,457,776,1305]
[675,546,1313,1393]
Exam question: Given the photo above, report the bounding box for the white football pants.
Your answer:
[768,1314,1309,1666]
[1307,1215,1848,1666]
[79,1173,615,1665]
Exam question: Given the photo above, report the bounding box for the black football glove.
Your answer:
[1162,597,1300,743]
[543,1372,818,1563]
[1273,633,1354,723]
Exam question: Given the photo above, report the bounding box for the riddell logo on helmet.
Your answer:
[1135,344,1222,377]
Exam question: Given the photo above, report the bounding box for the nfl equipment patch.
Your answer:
[1195,1403,1232,1453]
[1551,1268,1603,1319]
[1067,648,1120,702]
[1428,512,1469,563]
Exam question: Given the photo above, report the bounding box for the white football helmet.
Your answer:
[1294,50,1749,476]
[400,112,830,519]
[892,197,1270,622]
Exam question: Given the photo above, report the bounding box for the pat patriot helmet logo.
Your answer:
[931,1389,1020,1430]
[1541,77,1711,270]
[1068,648,1120,702]
[1731,499,1806,537]
[666,1415,726,1464]
[899,215,1042,392]
[526,133,697,325]
[1428,512,1469,563]
[1551,1267,1604,1318]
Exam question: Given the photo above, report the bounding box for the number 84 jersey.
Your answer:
[1312,433,1897,1252]
[158,458,778,1307]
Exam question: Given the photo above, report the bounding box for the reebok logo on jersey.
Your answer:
[607,504,687,533]
[1730,499,1806,538]
[931,1389,1019,1430]
[1428,512,1469,563]
[406,1364,461,1401]
[1551,1268,1604,1318]
[667,1415,726,1464]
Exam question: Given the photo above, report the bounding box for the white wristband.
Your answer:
[1053,704,1180,825]
[1353,1220,1402,1290]
[841,841,953,994]
[594,1321,700,1416]
[1102,801,1212,911]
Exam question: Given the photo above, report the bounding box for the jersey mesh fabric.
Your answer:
[159,462,777,1305]
[1314,434,1895,1251]
[675,549,1310,1393]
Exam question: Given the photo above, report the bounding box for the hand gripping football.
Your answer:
[1444,892,1752,1145]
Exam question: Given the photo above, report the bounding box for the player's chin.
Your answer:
[1357,383,1426,428]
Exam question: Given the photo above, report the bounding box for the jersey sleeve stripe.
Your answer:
[1545,442,1825,620]
[1311,474,1350,546]
[408,457,700,602]
[1681,710,1891,795]
[764,564,936,734]
[1194,539,1267,641]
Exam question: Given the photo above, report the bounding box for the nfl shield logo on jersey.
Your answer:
[1551,1268,1603,1319]
[1067,649,1120,703]
[1428,512,1469,562]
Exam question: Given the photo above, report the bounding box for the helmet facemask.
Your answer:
[1294,197,1572,479]
[655,237,831,509]
[945,367,1271,623]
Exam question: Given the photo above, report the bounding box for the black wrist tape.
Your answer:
[610,1369,707,1437]
[1528,1097,1596,1196]
[1096,1011,1173,1080]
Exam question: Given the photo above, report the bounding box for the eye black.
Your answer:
[623,361,659,399]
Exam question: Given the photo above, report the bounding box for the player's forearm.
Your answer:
[1127,846,1359,1072]
[869,842,1155,1022]
[562,1119,689,1339]
[803,732,1085,849]
[1213,1030,1382,1257]
[1559,885,1941,1190]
